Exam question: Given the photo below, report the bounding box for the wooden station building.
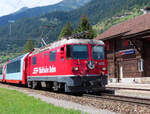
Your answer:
[96,9,150,84]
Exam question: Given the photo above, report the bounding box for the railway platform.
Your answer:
[106,83,150,99]
[106,83,150,90]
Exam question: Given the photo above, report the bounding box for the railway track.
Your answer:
[1,83,150,113]
[1,83,150,106]
[83,93,150,106]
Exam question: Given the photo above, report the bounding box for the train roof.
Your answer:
[30,38,104,56]
[7,53,29,64]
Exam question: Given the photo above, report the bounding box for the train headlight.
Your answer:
[72,67,79,71]
[101,67,107,71]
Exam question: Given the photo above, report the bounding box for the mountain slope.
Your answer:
[0,0,150,53]
[93,11,142,35]
[0,0,91,26]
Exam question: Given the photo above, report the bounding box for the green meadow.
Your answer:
[0,88,81,114]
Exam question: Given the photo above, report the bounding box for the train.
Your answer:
[0,38,108,93]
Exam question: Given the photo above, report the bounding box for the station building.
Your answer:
[96,8,150,84]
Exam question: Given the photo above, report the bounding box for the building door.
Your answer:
[119,65,123,81]
[117,61,123,82]
[117,58,141,82]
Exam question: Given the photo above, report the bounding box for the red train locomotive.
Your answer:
[1,38,108,93]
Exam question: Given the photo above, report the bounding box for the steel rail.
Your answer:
[83,93,150,106]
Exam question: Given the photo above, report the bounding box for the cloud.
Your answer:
[0,0,63,17]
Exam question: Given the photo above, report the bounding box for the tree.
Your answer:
[58,22,73,40]
[24,39,34,53]
[76,14,96,39]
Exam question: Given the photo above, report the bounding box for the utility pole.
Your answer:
[8,20,15,38]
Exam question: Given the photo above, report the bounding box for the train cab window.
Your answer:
[72,45,89,59]
[50,51,56,61]
[32,56,37,65]
[92,45,105,60]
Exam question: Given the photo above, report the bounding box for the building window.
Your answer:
[32,56,37,65]
[106,41,110,50]
[138,59,144,72]
[50,51,56,61]
[125,40,129,46]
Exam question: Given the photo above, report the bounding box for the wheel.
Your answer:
[27,81,32,88]
[53,81,59,91]
[32,81,42,89]
[36,82,42,89]
[46,82,53,90]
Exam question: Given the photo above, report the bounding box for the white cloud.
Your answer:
[0,0,63,17]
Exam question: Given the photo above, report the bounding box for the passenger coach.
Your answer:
[2,54,29,84]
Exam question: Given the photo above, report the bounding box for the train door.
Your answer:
[23,57,28,84]
[55,46,66,75]
[28,57,32,76]
[43,51,49,71]
[30,55,38,76]
[2,63,8,82]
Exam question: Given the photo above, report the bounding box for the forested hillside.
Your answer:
[0,0,150,62]
[0,0,91,26]
[93,10,142,35]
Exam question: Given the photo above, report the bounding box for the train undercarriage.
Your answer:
[27,75,108,93]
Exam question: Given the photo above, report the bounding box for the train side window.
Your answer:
[0,66,2,74]
[32,56,37,65]
[66,45,71,58]
[7,60,21,73]
[61,47,64,52]
[50,51,56,61]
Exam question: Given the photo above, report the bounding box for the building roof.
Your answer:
[96,13,150,40]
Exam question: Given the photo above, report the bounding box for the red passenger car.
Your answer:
[1,38,108,93]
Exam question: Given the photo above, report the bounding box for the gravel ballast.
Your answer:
[0,83,150,114]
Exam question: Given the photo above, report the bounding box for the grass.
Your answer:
[0,88,81,114]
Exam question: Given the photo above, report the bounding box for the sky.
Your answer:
[0,0,63,17]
